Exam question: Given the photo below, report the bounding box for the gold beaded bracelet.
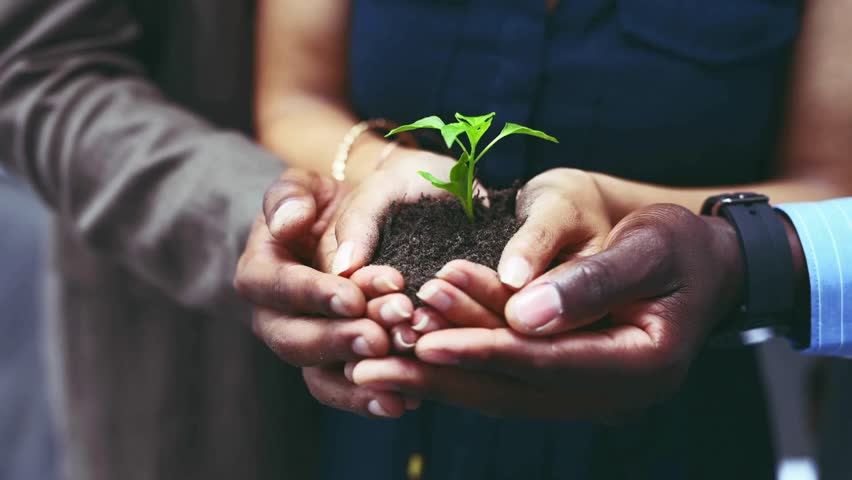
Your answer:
[331,119,416,181]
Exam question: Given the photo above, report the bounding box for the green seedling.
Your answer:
[386,112,558,221]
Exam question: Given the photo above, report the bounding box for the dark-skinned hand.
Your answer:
[347,204,746,420]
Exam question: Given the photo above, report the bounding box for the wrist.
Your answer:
[776,211,806,283]
[701,193,800,347]
[704,215,746,324]
[776,210,810,346]
[588,173,651,224]
[344,135,396,184]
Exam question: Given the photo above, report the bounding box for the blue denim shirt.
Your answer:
[323,1,802,479]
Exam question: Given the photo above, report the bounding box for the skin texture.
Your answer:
[350,204,810,420]
[350,204,748,420]
[245,0,852,418]
[234,170,408,417]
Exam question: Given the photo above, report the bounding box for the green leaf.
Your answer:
[417,171,453,189]
[453,113,495,151]
[417,155,471,215]
[449,153,469,185]
[417,170,465,200]
[496,123,560,143]
[386,116,445,137]
[439,122,468,150]
[449,153,472,213]
[454,112,496,127]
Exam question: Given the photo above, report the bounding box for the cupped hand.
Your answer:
[351,259,512,352]
[319,148,468,276]
[345,204,745,420]
[359,168,613,339]
[234,169,411,418]
[497,168,613,293]
[320,148,497,352]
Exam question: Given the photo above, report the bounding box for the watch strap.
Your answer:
[702,193,796,345]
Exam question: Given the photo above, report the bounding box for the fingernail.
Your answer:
[512,283,563,331]
[344,362,356,382]
[499,257,532,289]
[411,311,433,332]
[330,294,356,317]
[352,336,376,357]
[394,330,417,349]
[534,318,562,333]
[380,298,412,324]
[416,284,452,311]
[416,348,459,366]
[332,241,355,275]
[270,199,311,234]
[405,398,423,410]
[368,399,392,418]
[373,276,401,293]
[435,265,467,288]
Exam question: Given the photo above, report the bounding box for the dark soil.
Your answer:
[371,189,520,302]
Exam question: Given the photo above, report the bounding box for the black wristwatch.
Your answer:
[700,193,798,347]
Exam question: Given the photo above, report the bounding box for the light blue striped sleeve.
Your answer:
[777,198,852,357]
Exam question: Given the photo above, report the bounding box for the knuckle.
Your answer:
[232,274,248,297]
[271,264,294,307]
[272,325,325,367]
[515,225,554,252]
[570,258,611,306]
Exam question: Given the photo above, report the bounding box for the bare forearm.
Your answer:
[593,173,851,222]
[257,95,390,185]
[255,0,392,183]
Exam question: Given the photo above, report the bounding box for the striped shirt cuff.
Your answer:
[777,198,852,357]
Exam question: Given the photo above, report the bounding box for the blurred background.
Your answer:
[0,170,62,480]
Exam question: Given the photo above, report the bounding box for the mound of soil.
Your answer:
[371,189,520,301]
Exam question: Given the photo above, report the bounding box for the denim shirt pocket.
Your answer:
[617,0,800,65]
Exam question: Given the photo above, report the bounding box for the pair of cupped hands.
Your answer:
[234,150,743,421]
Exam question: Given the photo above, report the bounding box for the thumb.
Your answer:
[497,190,599,290]
[330,177,403,276]
[505,221,677,335]
[263,169,327,242]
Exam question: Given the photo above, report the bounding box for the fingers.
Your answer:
[415,325,668,379]
[350,265,406,299]
[411,308,451,334]
[498,189,601,290]
[416,279,505,328]
[504,228,676,335]
[366,293,414,328]
[263,170,338,242]
[303,366,407,418]
[391,324,419,352]
[435,260,512,314]
[349,357,580,419]
[252,308,390,366]
[235,244,366,316]
[330,175,403,275]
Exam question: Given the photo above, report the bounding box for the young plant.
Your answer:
[386,112,558,221]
